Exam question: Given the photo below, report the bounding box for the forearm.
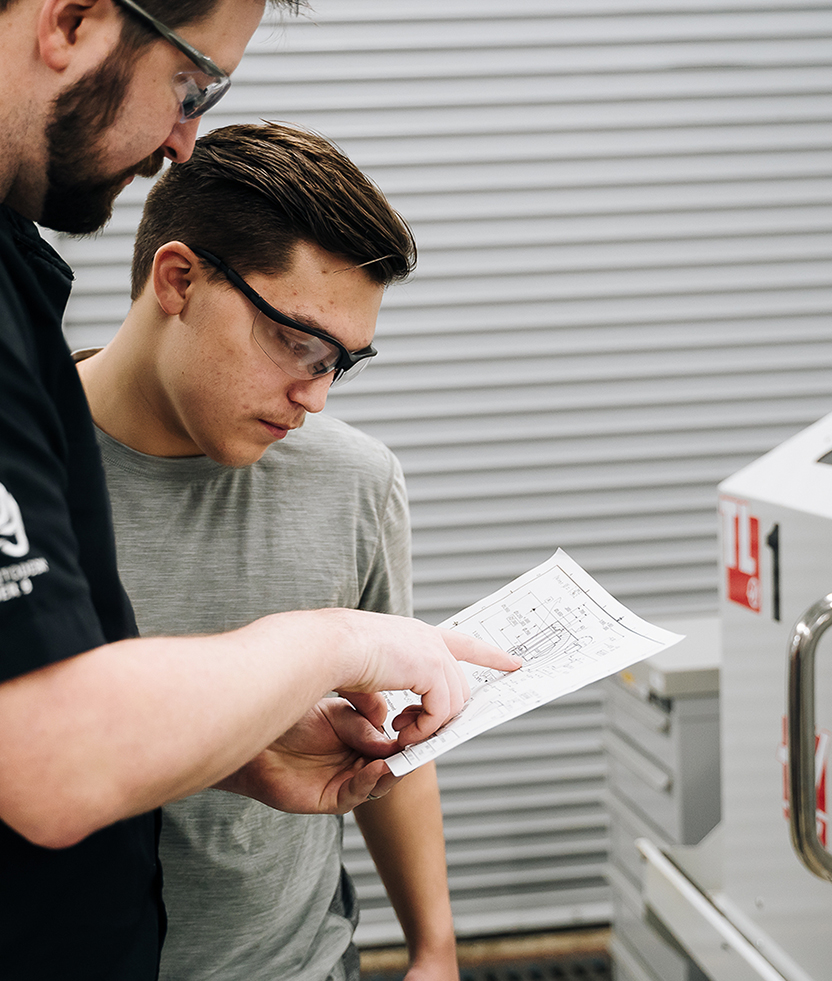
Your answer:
[355,764,458,976]
[0,608,519,849]
[0,610,355,848]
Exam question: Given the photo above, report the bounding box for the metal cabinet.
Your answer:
[604,617,721,981]
[642,417,832,981]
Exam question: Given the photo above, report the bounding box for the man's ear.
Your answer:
[152,243,201,316]
[37,0,119,74]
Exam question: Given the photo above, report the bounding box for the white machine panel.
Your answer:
[715,411,832,979]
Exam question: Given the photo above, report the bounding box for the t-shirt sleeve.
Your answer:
[0,297,109,682]
[358,452,413,619]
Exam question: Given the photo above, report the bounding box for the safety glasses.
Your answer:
[191,248,378,387]
[113,0,231,122]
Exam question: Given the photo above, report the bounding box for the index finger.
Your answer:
[438,628,523,671]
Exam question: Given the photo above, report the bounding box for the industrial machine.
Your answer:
[639,410,832,981]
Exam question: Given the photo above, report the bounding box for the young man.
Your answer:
[76,120,459,981]
[0,3,518,978]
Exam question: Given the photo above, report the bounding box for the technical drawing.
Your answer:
[382,549,683,776]
[481,595,578,662]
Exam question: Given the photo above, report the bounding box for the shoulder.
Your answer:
[254,414,406,520]
[0,206,72,293]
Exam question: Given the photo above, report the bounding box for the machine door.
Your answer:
[788,594,832,882]
[716,484,832,980]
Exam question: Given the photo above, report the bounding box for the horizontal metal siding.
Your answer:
[252,1,832,625]
[343,692,609,945]
[56,0,832,947]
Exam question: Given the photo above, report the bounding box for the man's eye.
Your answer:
[287,337,314,358]
[271,325,313,357]
[173,75,203,114]
[292,340,313,356]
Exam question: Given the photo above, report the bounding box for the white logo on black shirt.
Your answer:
[0,483,49,603]
[0,483,29,558]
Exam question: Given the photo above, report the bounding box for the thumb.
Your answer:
[338,690,390,730]
[329,698,399,758]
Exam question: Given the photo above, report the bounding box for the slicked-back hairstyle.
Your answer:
[0,1,301,54]
[113,0,301,53]
[131,122,416,300]
[0,1,301,56]
[119,0,222,33]
[127,0,299,17]
[0,2,297,38]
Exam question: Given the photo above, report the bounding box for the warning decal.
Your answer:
[719,496,761,612]
[779,717,829,848]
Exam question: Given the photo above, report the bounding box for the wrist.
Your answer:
[294,606,380,693]
[407,927,458,965]
[246,607,364,694]
[406,933,460,980]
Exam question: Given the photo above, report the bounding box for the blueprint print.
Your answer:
[382,548,683,776]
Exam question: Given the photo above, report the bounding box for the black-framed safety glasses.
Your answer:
[113,0,231,121]
[191,248,378,387]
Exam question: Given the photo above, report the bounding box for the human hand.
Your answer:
[216,697,402,815]
[335,612,521,747]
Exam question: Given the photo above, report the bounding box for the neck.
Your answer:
[77,303,201,458]
[0,5,49,217]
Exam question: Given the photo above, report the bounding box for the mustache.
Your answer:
[130,149,167,181]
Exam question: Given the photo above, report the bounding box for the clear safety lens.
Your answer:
[173,71,231,122]
[329,356,372,389]
[253,311,341,381]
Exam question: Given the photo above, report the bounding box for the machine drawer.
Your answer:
[608,789,672,889]
[613,888,710,981]
[608,850,707,981]
[606,728,680,840]
[610,935,659,981]
[606,681,675,769]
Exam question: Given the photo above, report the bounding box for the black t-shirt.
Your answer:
[0,205,164,980]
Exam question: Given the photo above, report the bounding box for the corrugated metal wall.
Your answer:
[57,0,832,945]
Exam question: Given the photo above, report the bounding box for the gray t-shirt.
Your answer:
[96,412,412,981]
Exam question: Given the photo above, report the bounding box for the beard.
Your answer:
[41,47,165,235]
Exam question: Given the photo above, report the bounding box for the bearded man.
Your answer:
[0,4,518,979]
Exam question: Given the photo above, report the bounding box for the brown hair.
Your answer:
[114,1,300,55]
[0,2,299,39]
[131,122,416,299]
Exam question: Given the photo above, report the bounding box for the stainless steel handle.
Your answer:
[787,593,832,881]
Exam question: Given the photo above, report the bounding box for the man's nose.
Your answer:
[162,118,200,163]
[286,375,333,414]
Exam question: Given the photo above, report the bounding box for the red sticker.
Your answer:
[779,718,829,847]
[719,496,760,612]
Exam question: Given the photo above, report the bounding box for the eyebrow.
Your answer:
[179,53,234,78]
[193,246,371,355]
[261,303,347,349]
[274,309,331,338]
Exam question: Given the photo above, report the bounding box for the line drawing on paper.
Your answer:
[381,549,683,776]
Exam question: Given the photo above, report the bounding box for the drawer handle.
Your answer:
[613,692,670,734]
[606,731,672,793]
